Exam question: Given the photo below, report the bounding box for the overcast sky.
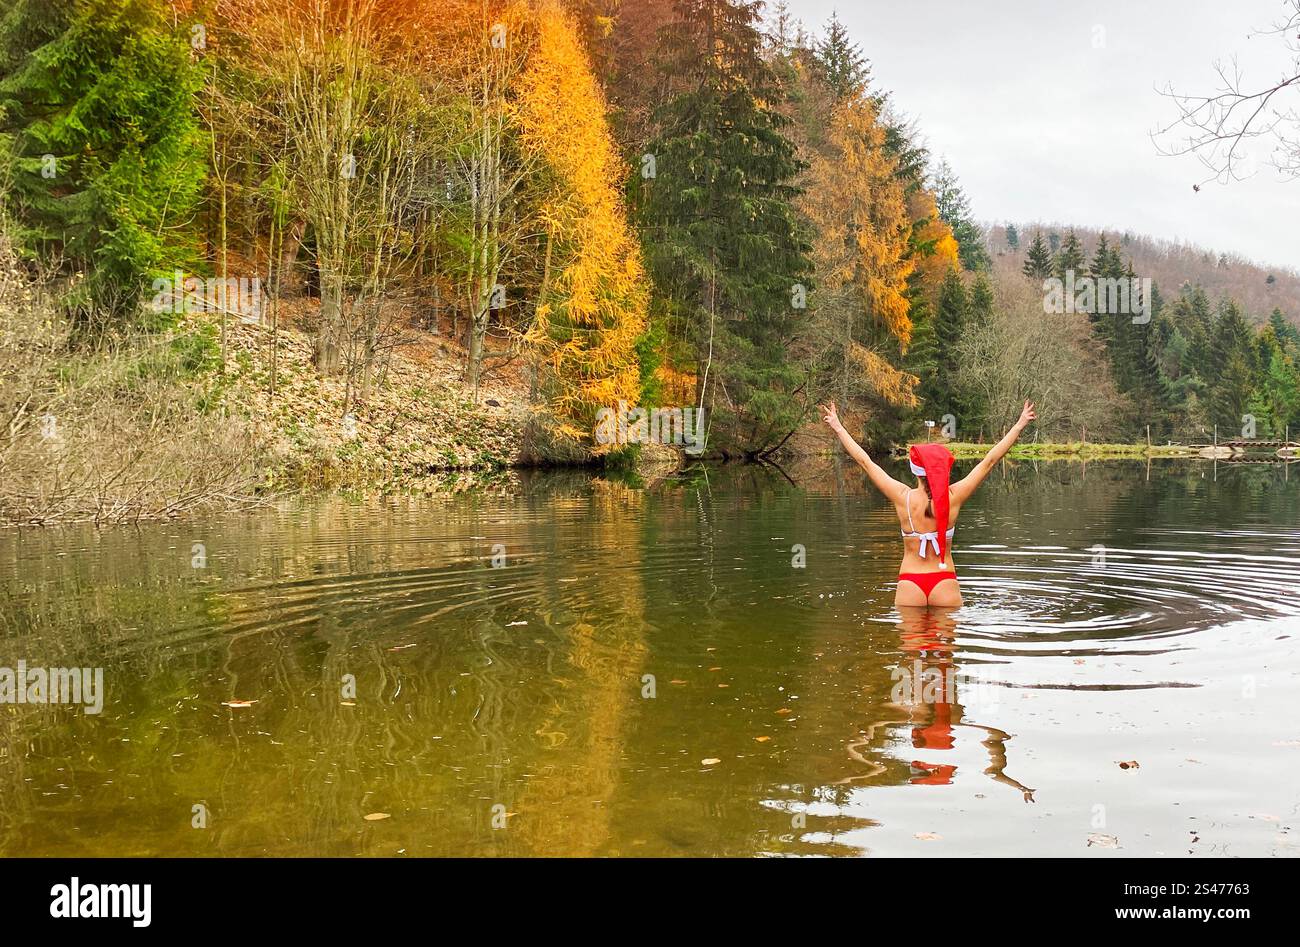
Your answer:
[788,0,1300,271]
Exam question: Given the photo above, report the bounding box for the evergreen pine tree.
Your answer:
[1261,344,1300,436]
[1179,286,1215,382]
[1268,307,1299,352]
[1205,301,1256,434]
[879,115,929,192]
[957,273,993,424]
[1160,323,1199,433]
[0,0,204,327]
[1088,234,1111,278]
[917,267,968,417]
[967,272,994,324]
[1117,262,1146,386]
[1129,281,1178,436]
[1021,231,1052,281]
[1004,224,1019,251]
[1162,288,1218,431]
[930,158,989,271]
[906,306,941,406]
[1084,235,1116,356]
[1101,249,1136,390]
[812,12,868,100]
[1054,230,1085,281]
[643,0,813,454]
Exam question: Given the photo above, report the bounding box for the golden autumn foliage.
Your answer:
[849,342,919,409]
[797,91,923,411]
[513,2,648,438]
[173,1,969,446]
[908,188,961,300]
[803,94,915,347]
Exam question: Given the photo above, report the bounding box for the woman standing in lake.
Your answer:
[820,400,1037,607]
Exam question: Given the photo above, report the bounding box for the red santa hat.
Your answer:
[907,443,956,565]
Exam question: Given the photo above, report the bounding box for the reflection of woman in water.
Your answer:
[842,609,1036,802]
[897,609,1035,802]
[820,400,1036,607]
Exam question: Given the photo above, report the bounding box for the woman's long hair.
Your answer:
[919,475,934,519]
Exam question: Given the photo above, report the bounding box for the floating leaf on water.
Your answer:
[363,812,390,821]
[670,680,687,685]
[701,758,721,766]
[1087,833,1119,849]
[506,620,527,627]
[340,701,356,707]
[222,700,257,708]
[754,736,771,743]
[775,708,792,715]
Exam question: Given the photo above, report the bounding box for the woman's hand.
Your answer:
[819,401,843,432]
[1014,400,1037,431]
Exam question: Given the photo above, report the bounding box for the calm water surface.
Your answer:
[1,459,1298,857]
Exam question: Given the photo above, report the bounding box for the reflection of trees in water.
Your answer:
[0,700,61,845]
[0,524,239,853]
[0,485,658,855]
[2,462,1286,853]
[511,480,648,856]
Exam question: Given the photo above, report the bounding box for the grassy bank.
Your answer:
[941,441,1197,460]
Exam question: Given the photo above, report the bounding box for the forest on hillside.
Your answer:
[988,224,1300,320]
[2,0,1298,488]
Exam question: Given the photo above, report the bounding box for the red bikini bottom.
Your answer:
[898,571,958,596]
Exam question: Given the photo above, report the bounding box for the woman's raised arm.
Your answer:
[951,401,1036,504]
[820,402,909,501]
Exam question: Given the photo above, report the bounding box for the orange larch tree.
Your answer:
[513,1,647,439]
[801,92,918,409]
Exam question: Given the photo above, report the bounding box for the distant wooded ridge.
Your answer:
[986,223,1300,325]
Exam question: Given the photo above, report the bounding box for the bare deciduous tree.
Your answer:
[1155,1,1300,185]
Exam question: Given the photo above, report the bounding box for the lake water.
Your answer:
[1,459,1298,857]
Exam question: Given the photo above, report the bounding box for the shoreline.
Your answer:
[942,441,1194,460]
[5,308,1293,528]
[903,441,1297,460]
[10,444,1295,529]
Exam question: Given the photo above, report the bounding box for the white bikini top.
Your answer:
[900,488,955,560]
